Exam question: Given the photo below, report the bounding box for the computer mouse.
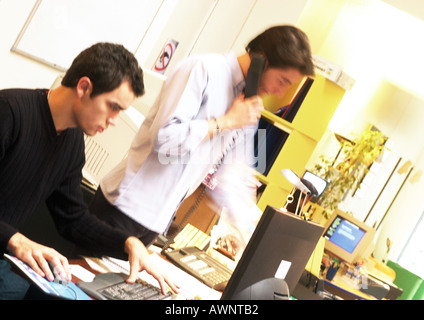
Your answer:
[47,261,69,286]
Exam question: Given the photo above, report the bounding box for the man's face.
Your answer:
[76,80,136,136]
[258,67,303,98]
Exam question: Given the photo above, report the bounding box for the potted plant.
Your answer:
[311,127,386,219]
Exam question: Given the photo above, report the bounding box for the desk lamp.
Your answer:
[280,169,311,217]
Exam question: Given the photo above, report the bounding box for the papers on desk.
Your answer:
[80,252,222,300]
[70,264,96,282]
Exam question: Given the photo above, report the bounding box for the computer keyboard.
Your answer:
[98,279,171,300]
[77,273,173,300]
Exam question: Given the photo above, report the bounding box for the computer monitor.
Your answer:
[282,170,328,215]
[221,206,324,299]
[302,170,328,197]
[323,209,376,264]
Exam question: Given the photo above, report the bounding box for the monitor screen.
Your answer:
[302,170,328,196]
[324,216,366,254]
[323,210,376,264]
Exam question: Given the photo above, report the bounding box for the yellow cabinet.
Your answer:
[256,74,346,211]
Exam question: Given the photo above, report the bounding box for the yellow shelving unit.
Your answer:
[256,74,346,211]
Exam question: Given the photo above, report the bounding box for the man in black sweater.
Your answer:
[0,43,178,299]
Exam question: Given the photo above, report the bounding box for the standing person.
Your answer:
[0,42,178,299]
[90,25,315,252]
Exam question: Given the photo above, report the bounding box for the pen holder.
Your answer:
[326,262,339,281]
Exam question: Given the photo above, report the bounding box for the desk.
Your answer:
[324,276,377,300]
[324,273,403,300]
[71,256,382,300]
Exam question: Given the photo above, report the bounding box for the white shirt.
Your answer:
[100,53,256,233]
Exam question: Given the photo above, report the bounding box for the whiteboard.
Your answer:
[11,0,164,71]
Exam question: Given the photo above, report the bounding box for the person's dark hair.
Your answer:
[62,42,144,98]
[246,25,314,77]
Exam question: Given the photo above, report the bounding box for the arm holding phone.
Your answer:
[207,54,266,138]
[207,94,263,138]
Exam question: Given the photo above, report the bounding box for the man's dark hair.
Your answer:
[62,42,145,97]
[246,25,314,77]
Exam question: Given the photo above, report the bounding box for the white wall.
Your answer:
[1,0,308,89]
[0,0,59,89]
[137,0,309,72]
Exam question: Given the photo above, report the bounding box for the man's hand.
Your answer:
[7,232,71,282]
[217,94,264,131]
[124,236,180,295]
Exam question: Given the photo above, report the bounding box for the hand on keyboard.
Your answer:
[124,236,180,295]
[99,279,172,300]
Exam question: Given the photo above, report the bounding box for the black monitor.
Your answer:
[283,170,328,214]
[302,170,328,197]
[221,206,324,299]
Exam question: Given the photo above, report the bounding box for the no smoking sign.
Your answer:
[154,39,178,74]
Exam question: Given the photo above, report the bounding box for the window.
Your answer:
[397,211,424,278]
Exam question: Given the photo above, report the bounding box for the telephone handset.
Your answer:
[244,54,266,98]
[162,54,266,252]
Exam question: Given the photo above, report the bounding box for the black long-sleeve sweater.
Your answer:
[0,88,129,258]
